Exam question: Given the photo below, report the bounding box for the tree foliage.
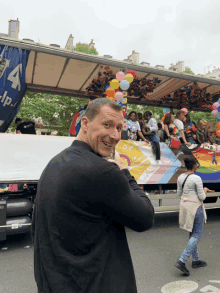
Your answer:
[127,104,216,125]
[74,42,98,55]
[12,95,216,137]
[183,66,195,75]
[11,92,89,136]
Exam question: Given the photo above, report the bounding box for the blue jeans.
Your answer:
[180,206,204,263]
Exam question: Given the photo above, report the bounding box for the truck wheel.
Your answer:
[203,197,218,203]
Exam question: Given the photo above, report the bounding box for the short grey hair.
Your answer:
[83,98,122,121]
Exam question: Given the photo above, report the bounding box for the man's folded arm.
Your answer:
[100,165,154,232]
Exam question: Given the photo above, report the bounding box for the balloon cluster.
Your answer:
[211,99,220,121]
[106,70,136,116]
[106,70,135,100]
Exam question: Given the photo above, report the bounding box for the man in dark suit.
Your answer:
[32,98,154,293]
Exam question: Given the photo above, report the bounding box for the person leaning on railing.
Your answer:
[174,111,191,146]
[196,119,207,144]
[184,113,196,144]
[163,113,176,144]
[205,121,218,145]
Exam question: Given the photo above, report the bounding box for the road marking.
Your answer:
[200,285,220,292]
[209,281,220,284]
[161,280,198,293]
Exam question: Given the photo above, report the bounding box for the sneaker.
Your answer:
[192,260,207,268]
[175,260,190,276]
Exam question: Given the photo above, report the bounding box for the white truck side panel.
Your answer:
[0,134,75,183]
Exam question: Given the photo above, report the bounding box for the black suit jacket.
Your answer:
[32,140,154,293]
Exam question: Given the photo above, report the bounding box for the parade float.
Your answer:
[0,36,220,239]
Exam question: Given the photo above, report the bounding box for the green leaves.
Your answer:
[183,66,195,75]
[127,104,215,125]
[13,93,89,136]
[74,42,98,55]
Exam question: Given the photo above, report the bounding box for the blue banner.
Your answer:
[0,45,30,132]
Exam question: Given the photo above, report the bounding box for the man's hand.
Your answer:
[108,151,127,170]
[204,187,215,193]
[185,142,191,146]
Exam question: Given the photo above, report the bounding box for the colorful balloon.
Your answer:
[106,87,115,98]
[170,138,181,148]
[211,110,218,118]
[217,130,220,137]
[122,97,127,104]
[213,102,219,110]
[116,71,125,82]
[217,122,220,130]
[163,108,169,114]
[120,80,130,91]
[110,79,120,90]
[181,108,188,115]
[116,101,123,107]
[217,114,220,120]
[105,85,110,90]
[114,92,124,101]
[124,73,134,83]
[107,96,115,101]
[122,105,127,115]
[218,105,220,113]
[127,70,136,78]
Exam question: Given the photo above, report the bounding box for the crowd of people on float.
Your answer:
[125,109,220,147]
[126,110,161,160]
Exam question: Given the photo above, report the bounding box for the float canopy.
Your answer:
[1,37,220,111]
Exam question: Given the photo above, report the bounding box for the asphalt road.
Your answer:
[127,208,220,293]
[0,208,220,293]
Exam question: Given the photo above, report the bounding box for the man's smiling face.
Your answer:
[82,105,124,157]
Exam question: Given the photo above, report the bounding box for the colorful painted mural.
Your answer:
[116,141,220,184]
[192,145,220,182]
[116,140,182,184]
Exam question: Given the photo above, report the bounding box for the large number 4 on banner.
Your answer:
[7,64,22,91]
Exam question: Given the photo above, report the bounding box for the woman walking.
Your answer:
[175,156,214,276]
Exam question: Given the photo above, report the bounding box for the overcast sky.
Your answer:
[1,0,220,75]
